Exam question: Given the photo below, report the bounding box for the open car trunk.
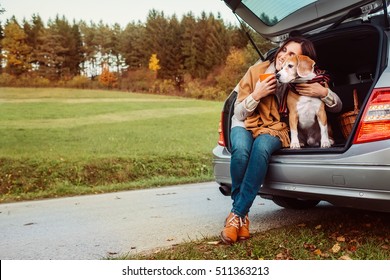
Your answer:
[309,20,386,150]
[221,17,387,154]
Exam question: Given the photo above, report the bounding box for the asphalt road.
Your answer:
[0,182,338,260]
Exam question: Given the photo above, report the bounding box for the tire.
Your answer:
[272,196,320,210]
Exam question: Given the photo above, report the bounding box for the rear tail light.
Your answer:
[217,113,226,147]
[354,88,390,144]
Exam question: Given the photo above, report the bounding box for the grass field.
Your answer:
[0,88,222,202]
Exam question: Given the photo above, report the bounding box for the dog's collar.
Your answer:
[289,76,328,85]
[288,68,330,93]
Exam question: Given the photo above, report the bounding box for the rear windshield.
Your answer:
[242,0,316,26]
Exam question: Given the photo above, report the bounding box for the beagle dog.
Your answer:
[276,54,333,149]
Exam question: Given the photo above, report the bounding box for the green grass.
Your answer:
[0,88,222,202]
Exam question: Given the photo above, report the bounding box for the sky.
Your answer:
[0,0,238,26]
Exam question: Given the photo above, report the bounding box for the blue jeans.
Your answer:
[230,126,282,218]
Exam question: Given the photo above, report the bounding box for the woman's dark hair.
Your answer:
[273,37,317,61]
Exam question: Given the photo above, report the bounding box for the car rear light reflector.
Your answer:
[354,88,390,144]
[217,117,226,147]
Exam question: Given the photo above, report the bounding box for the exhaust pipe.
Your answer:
[219,184,231,196]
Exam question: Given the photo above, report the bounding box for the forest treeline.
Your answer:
[0,9,274,100]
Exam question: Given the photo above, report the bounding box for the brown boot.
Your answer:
[220,212,240,244]
[238,215,250,241]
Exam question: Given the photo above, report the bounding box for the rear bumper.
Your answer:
[212,145,232,187]
[212,140,390,211]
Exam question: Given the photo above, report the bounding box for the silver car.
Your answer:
[213,0,390,212]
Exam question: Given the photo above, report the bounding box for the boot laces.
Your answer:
[227,214,240,229]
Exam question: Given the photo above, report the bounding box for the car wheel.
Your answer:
[272,196,320,210]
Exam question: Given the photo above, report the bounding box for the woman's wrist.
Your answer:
[321,89,335,105]
[251,90,262,101]
[320,87,329,98]
[246,94,260,109]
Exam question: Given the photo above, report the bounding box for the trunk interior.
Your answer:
[308,21,385,150]
[222,18,387,154]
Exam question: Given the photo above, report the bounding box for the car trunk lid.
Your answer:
[223,0,385,42]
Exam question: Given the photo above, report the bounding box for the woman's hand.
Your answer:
[295,82,328,98]
[252,75,276,101]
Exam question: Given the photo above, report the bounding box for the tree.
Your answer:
[50,16,83,78]
[0,22,4,73]
[148,53,160,77]
[68,22,85,76]
[144,9,170,79]
[0,4,6,74]
[120,22,148,69]
[181,13,197,78]
[215,47,247,94]
[99,63,117,88]
[192,12,218,79]
[92,21,117,77]
[36,19,67,80]
[109,23,126,73]
[159,15,183,80]
[23,14,45,73]
[2,18,32,76]
[79,21,99,78]
[209,14,231,67]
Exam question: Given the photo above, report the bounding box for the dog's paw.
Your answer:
[321,140,331,148]
[290,141,301,149]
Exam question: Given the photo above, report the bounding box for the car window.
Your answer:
[242,0,316,26]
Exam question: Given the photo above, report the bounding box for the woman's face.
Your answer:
[275,41,303,71]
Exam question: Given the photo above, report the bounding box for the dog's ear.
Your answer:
[296,55,315,78]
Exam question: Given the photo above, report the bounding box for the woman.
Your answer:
[221,37,342,244]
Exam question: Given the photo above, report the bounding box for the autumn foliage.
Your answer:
[0,11,273,99]
[99,64,118,89]
[148,53,161,72]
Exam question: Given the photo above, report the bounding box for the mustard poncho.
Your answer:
[237,61,290,148]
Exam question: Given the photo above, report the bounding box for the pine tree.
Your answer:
[109,23,126,73]
[144,10,169,79]
[120,22,148,69]
[79,21,99,78]
[51,16,82,79]
[68,22,85,76]
[181,13,197,78]
[23,14,45,74]
[0,22,4,73]
[159,15,183,80]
